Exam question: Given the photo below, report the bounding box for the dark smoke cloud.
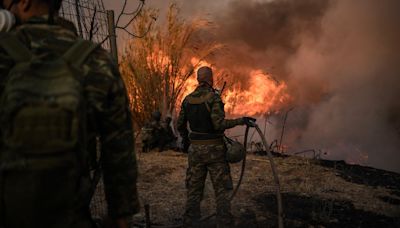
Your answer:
[209,0,400,172]
[286,0,400,172]
[212,0,332,79]
[217,0,330,52]
[108,0,400,172]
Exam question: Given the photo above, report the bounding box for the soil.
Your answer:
[91,150,400,227]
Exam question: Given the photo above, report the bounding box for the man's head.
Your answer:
[151,111,161,122]
[197,66,213,87]
[1,0,62,22]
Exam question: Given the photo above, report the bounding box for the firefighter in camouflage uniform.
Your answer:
[0,0,139,227]
[177,66,255,227]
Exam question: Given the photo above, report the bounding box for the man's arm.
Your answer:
[210,95,244,131]
[177,99,189,138]
[0,47,15,149]
[177,99,190,151]
[94,57,140,219]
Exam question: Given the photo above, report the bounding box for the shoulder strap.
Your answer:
[186,92,214,105]
[187,92,214,112]
[0,34,32,62]
[63,39,99,67]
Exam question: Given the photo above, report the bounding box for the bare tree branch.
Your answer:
[117,16,156,38]
[116,0,128,26]
[88,6,98,41]
[119,1,145,29]
[114,0,153,39]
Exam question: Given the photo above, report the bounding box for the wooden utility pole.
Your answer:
[107,10,118,63]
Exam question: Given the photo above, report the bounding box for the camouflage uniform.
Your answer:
[149,119,163,141]
[0,16,139,228]
[177,85,243,227]
[142,118,163,151]
[161,117,177,150]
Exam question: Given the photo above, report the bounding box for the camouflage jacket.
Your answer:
[177,84,244,140]
[0,16,139,218]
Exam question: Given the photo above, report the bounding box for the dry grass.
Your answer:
[130,151,400,226]
[89,150,400,227]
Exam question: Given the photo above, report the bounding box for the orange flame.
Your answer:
[146,50,173,72]
[224,70,291,116]
[181,58,291,116]
[141,53,291,117]
[179,76,198,102]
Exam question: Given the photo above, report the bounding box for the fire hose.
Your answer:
[132,122,284,228]
[252,122,284,228]
[199,122,284,228]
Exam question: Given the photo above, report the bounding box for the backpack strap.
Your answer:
[63,39,99,67]
[187,92,214,112]
[0,34,32,62]
[186,92,214,104]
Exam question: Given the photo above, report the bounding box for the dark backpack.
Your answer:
[0,35,97,169]
[0,35,99,226]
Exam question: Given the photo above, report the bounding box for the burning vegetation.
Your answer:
[92,0,400,227]
[120,0,400,173]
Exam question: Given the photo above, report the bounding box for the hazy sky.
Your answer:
[103,0,232,17]
[102,0,234,50]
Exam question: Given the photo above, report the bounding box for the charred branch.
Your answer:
[293,149,323,160]
[279,107,294,153]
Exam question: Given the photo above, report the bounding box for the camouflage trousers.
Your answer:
[183,143,233,227]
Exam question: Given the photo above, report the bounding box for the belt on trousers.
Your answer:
[190,138,224,145]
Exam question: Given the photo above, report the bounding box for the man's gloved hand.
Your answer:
[243,117,257,127]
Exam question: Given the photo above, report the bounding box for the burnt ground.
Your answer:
[91,150,400,227]
[316,159,400,190]
[257,193,400,228]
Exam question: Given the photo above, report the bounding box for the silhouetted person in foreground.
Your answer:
[0,0,139,227]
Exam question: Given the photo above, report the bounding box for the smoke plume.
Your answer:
[213,0,331,79]
[111,0,400,172]
[210,0,400,172]
[286,0,400,172]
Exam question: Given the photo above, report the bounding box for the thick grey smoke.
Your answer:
[286,0,400,172]
[107,0,400,172]
[211,0,400,172]
[212,0,332,79]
